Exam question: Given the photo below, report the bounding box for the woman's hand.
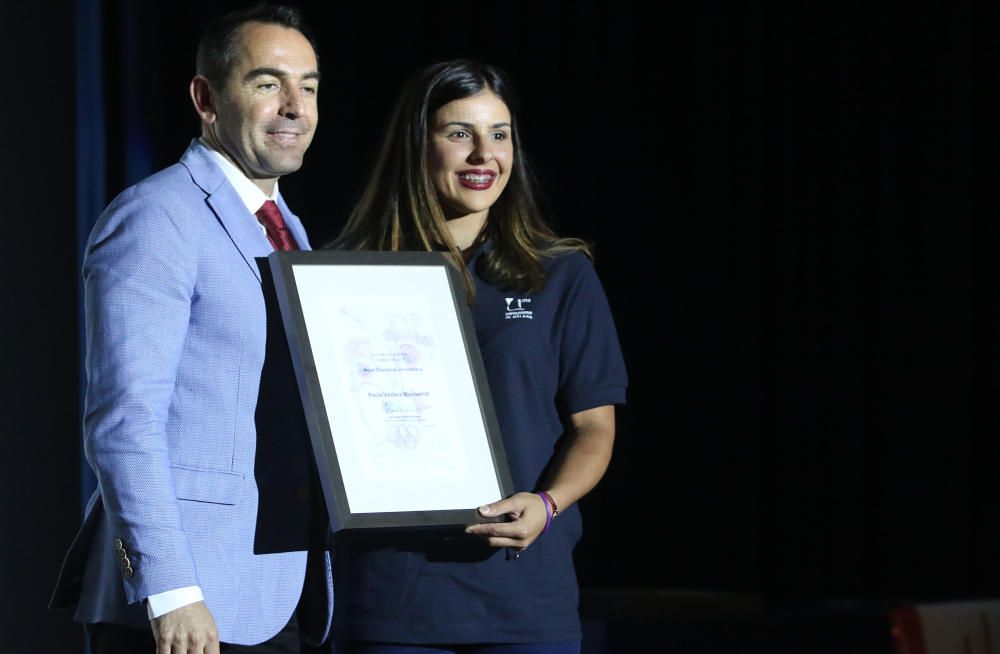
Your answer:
[464,491,549,552]
[464,405,616,554]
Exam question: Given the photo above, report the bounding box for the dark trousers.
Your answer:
[88,612,301,654]
[334,642,581,654]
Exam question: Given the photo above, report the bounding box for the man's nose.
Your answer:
[280,86,306,119]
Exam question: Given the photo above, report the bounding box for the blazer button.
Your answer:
[116,548,128,561]
[113,538,124,551]
[120,556,131,569]
[123,566,135,578]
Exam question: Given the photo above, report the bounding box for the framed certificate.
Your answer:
[267,250,514,531]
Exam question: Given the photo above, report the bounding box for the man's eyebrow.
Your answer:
[243,67,322,82]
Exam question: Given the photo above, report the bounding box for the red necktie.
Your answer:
[256,200,299,251]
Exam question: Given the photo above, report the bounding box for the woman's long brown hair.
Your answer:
[332,60,591,300]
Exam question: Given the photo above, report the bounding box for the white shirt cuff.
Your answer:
[145,586,204,620]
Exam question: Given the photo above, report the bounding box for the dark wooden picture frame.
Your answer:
[268,250,514,532]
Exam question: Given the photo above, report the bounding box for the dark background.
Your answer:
[3,1,998,651]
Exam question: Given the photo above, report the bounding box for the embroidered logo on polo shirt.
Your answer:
[504,297,533,320]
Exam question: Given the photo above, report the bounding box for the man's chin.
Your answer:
[259,156,306,178]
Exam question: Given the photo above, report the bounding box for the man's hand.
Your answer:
[150,601,220,654]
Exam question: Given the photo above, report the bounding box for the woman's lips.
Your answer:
[457,169,497,190]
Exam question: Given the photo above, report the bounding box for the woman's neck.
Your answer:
[446,212,488,250]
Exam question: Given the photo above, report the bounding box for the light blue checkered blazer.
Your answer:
[52,140,332,645]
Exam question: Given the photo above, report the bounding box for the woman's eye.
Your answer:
[492,132,509,141]
[449,130,469,139]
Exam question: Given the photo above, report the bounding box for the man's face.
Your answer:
[203,22,319,190]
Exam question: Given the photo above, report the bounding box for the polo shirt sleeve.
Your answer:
[554,254,628,415]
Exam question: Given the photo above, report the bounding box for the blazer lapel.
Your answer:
[275,194,311,252]
[181,140,271,282]
[206,190,271,282]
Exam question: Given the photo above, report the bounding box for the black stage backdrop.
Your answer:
[4,2,999,652]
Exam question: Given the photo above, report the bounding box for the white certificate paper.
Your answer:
[277,255,510,523]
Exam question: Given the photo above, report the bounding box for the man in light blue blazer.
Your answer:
[51,6,332,653]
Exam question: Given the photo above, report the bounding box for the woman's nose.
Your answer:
[467,137,495,164]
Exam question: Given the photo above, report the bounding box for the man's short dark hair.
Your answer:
[196,4,317,88]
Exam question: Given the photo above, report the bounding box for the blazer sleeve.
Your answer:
[82,185,202,604]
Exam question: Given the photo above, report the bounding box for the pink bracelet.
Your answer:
[536,492,553,534]
[539,490,560,518]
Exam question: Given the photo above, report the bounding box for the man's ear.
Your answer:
[190,75,217,124]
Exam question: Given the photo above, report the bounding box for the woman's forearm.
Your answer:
[541,404,617,512]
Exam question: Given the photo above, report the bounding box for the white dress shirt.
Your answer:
[201,138,280,222]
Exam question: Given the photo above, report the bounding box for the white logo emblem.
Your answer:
[504,297,533,320]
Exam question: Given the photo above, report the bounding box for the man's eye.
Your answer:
[301,86,318,95]
[258,83,278,91]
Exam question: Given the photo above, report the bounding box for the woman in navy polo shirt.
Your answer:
[330,60,627,654]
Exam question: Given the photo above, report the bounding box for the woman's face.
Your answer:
[428,89,514,223]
